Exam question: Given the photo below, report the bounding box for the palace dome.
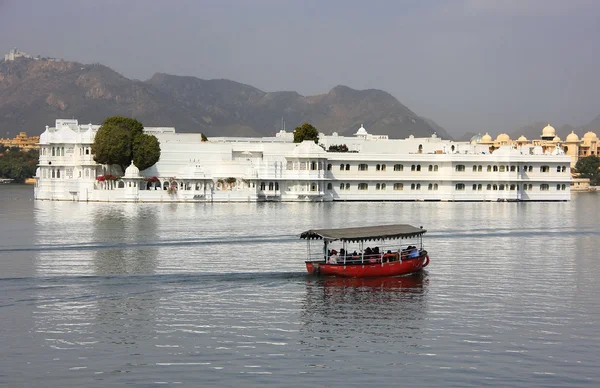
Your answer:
[481,133,492,143]
[566,131,579,142]
[517,135,527,142]
[355,124,368,136]
[583,131,598,140]
[496,133,510,142]
[542,124,556,138]
[552,136,561,142]
[124,161,140,178]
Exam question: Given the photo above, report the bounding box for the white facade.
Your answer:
[34,119,572,202]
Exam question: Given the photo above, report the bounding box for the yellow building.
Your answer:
[474,124,598,168]
[0,132,40,150]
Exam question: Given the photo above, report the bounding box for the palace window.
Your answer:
[381,183,386,190]
[540,166,550,173]
[487,184,491,190]
[478,165,482,172]
[376,164,381,171]
[327,183,332,190]
[510,166,516,172]
[477,184,482,190]
[487,165,492,172]
[358,164,368,171]
[327,164,332,171]
[493,165,499,172]
[499,184,505,190]
[455,183,465,191]
[429,165,434,172]
[394,164,404,171]
[540,184,549,191]
[376,183,381,190]
[499,166,505,172]
[340,164,345,171]
[433,184,438,190]
[381,164,386,171]
[472,184,477,191]
[510,184,516,190]
[493,184,498,190]
[260,182,265,190]
[411,165,416,171]
[287,161,293,170]
[268,182,274,190]
[429,183,433,190]
[346,164,350,171]
[556,184,561,190]
[562,166,567,172]
[345,183,350,190]
[340,183,345,190]
[417,165,421,171]
[455,165,465,172]
[358,183,368,190]
[311,162,317,171]
[472,165,477,172]
[394,183,403,190]
[528,166,533,172]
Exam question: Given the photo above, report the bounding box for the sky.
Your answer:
[1,0,599,136]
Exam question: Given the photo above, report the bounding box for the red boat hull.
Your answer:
[306,253,429,278]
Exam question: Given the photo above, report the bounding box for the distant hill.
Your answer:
[0,57,453,140]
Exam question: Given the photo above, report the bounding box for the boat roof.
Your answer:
[300,224,426,242]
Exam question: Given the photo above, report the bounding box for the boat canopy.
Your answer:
[300,224,426,242]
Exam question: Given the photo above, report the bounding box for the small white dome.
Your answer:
[124,161,140,178]
[355,124,368,136]
[552,136,561,142]
[542,124,556,138]
[583,131,598,141]
[517,135,527,142]
[496,133,510,142]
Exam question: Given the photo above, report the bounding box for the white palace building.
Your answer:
[34,119,572,202]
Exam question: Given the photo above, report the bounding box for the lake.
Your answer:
[1,184,599,387]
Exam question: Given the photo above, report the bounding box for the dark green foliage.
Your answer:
[201,133,208,142]
[293,123,319,143]
[0,149,39,182]
[328,144,349,152]
[92,116,161,173]
[133,133,161,171]
[574,155,600,185]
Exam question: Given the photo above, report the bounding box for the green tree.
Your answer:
[574,155,600,185]
[293,123,319,143]
[201,133,208,142]
[91,116,161,173]
[0,148,38,182]
[133,133,161,171]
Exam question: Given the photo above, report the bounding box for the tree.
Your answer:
[92,116,161,173]
[574,155,600,185]
[133,133,161,171]
[0,148,38,182]
[293,123,319,143]
[201,133,208,142]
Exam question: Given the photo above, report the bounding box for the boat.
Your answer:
[301,224,430,278]
[0,178,14,184]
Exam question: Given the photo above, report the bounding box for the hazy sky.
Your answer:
[1,0,599,135]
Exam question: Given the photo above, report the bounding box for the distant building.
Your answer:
[0,132,40,150]
[4,48,34,61]
[473,124,599,168]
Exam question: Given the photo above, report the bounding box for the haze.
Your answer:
[1,0,599,136]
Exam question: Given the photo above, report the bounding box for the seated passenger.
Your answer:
[365,247,373,256]
[329,249,339,264]
[409,247,419,258]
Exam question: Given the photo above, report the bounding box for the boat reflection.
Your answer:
[300,273,429,349]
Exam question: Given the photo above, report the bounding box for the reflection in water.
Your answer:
[300,273,429,359]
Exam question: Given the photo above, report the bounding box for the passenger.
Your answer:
[329,249,339,264]
[409,247,419,258]
[340,248,345,258]
[365,247,372,257]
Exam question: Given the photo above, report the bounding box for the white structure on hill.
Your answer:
[34,120,572,202]
[4,48,34,61]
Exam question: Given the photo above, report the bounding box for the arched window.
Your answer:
[556,166,561,172]
[275,182,279,190]
[411,183,416,190]
[327,164,332,171]
[455,165,465,172]
[311,184,317,191]
[429,165,433,172]
[493,184,498,190]
[433,184,438,190]
[493,165,499,172]
[376,183,381,190]
[487,165,492,172]
[381,183,386,190]
[472,165,478,172]
[381,164,386,171]
[455,183,465,191]
[345,164,350,171]
[269,182,274,190]
[411,165,416,171]
[451,145,455,152]
[394,183,403,190]
[85,148,90,155]
[359,164,368,171]
[358,183,368,190]
[418,144,423,153]
[416,183,421,190]
[118,181,125,188]
[556,184,560,190]
[310,162,317,171]
[376,164,381,171]
[499,166,505,172]
[562,166,566,172]
[478,165,482,172]
[416,165,421,171]
[477,184,482,190]
[499,184,505,190]
[510,166,516,172]
[510,184,516,190]
[428,183,433,190]
[434,165,438,172]
[540,166,550,173]
[345,183,350,190]
[562,184,566,190]
[540,184,549,191]
[472,184,477,190]
[327,183,332,190]
[528,166,533,172]
[340,183,345,190]
[52,147,55,156]
[394,164,403,171]
[487,184,491,190]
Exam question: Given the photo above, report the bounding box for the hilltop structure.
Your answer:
[4,48,34,61]
[34,119,571,202]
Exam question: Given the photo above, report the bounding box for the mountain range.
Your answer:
[0,57,452,140]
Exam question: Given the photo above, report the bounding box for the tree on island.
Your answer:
[92,116,161,174]
[293,123,319,143]
[574,155,600,185]
[0,148,39,182]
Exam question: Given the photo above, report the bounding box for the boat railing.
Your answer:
[306,250,426,265]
